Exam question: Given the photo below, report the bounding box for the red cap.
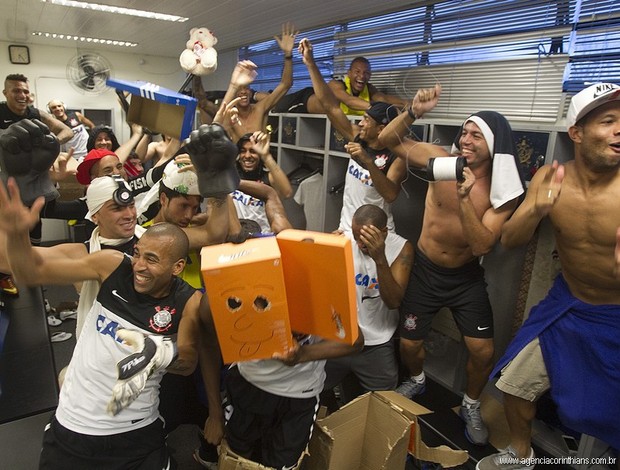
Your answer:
[76,149,117,185]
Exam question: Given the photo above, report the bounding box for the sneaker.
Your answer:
[51,331,72,343]
[59,309,78,321]
[476,446,535,470]
[395,378,426,399]
[47,315,62,327]
[192,448,218,469]
[0,274,18,296]
[460,402,489,445]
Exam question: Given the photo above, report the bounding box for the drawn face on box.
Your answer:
[220,282,288,358]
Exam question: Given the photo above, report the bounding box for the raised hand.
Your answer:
[230,60,258,88]
[298,38,315,65]
[535,160,564,216]
[0,178,45,235]
[411,83,442,119]
[275,22,299,56]
[251,131,271,160]
[0,119,60,205]
[183,123,240,197]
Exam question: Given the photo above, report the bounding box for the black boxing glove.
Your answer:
[0,119,60,206]
[183,123,240,198]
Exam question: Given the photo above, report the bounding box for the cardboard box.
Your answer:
[304,392,468,470]
[106,78,197,139]
[218,440,305,470]
[200,238,293,363]
[276,229,358,345]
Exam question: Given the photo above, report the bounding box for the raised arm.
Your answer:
[344,141,407,202]
[378,84,444,167]
[39,110,73,144]
[115,123,144,164]
[0,178,121,285]
[222,60,258,109]
[501,161,564,248]
[299,38,356,142]
[251,131,293,198]
[77,111,95,129]
[253,23,298,112]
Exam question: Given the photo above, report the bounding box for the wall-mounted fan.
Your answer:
[66,53,112,94]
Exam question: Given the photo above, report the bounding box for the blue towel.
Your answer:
[493,275,620,449]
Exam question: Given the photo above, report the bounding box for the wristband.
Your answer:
[284,55,293,60]
[407,107,418,120]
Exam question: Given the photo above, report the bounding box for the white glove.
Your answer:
[106,329,176,416]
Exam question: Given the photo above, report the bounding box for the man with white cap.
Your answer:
[476,83,620,469]
[378,85,525,446]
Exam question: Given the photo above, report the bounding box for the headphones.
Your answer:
[111,176,134,206]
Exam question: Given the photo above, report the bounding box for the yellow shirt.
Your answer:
[339,76,370,116]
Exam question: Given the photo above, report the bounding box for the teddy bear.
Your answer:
[179,27,218,75]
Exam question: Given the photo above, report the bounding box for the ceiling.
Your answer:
[1,0,417,58]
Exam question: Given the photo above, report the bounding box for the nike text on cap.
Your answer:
[566,83,620,130]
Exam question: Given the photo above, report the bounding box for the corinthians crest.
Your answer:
[149,305,176,333]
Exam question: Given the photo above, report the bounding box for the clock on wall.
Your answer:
[9,45,30,65]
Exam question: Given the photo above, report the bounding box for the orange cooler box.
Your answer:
[200,237,293,363]
[276,229,359,345]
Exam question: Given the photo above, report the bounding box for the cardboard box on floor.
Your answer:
[304,391,468,470]
[200,231,359,363]
[218,440,305,470]
[106,78,197,140]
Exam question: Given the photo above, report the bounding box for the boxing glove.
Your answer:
[183,123,239,198]
[0,119,60,206]
[107,329,176,416]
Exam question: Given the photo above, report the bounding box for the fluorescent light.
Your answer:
[40,0,188,22]
[32,31,138,47]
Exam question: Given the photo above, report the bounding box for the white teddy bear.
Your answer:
[179,27,218,75]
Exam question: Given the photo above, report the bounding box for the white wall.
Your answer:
[1,41,238,143]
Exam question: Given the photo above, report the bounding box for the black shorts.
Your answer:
[273,87,316,113]
[225,366,319,469]
[399,248,494,340]
[39,416,172,470]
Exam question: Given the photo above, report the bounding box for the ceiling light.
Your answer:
[40,0,188,22]
[32,31,138,47]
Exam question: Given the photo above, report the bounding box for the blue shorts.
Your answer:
[399,248,494,340]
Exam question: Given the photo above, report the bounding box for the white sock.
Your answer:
[462,393,480,407]
[411,372,425,384]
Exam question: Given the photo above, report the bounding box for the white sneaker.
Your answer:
[476,446,535,470]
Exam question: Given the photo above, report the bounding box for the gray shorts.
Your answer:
[496,336,550,402]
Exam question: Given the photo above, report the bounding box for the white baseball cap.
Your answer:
[566,83,620,129]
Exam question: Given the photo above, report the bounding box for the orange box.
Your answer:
[276,230,358,345]
[200,238,293,363]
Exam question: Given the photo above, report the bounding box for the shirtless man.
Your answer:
[477,83,620,469]
[378,84,525,446]
[221,23,298,142]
